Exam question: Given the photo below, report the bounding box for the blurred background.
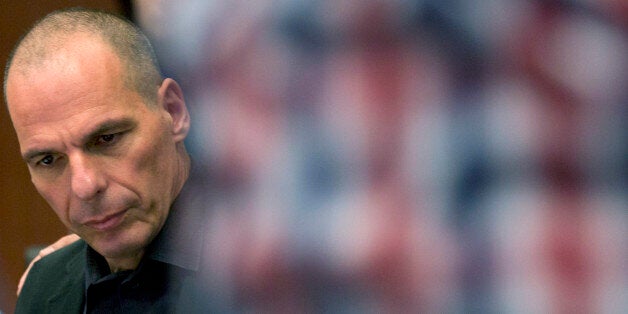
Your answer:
[1,0,626,312]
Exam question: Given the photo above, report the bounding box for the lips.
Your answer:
[84,209,128,231]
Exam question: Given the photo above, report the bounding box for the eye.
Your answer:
[95,133,118,146]
[38,154,56,166]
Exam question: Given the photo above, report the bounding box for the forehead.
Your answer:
[9,34,117,112]
[6,34,146,145]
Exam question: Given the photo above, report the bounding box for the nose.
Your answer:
[70,154,107,200]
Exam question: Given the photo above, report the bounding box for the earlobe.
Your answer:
[158,78,190,142]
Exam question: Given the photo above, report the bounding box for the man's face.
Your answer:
[6,35,184,265]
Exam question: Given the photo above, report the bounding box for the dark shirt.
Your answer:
[82,184,206,313]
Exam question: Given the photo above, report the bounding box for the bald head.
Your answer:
[4,8,162,106]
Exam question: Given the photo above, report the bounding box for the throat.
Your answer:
[105,251,144,273]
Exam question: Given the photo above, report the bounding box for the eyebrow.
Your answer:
[79,117,137,144]
[22,117,137,162]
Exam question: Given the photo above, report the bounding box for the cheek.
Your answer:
[134,125,174,179]
[134,141,162,173]
[122,128,175,204]
[129,140,163,187]
[32,178,72,225]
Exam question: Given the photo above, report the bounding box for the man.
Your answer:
[5,8,210,313]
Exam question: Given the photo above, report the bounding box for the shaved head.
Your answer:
[4,8,191,275]
[4,8,162,106]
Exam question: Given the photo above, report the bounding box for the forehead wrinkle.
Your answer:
[11,91,106,137]
[19,124,69,162]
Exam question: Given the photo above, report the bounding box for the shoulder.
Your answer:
[24,239,86,286]
[16,239,87,313]
[33,238,87,270]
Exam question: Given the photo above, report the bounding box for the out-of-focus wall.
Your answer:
[2,0,626,312]
[134,0,627,312]
[0,2,129,312]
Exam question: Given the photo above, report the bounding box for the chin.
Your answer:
[87,226,153,261]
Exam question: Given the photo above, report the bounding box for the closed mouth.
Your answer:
[84,209,128,231]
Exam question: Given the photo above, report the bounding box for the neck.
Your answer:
[105,249,144,273]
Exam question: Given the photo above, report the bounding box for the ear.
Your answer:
[157,78,190,143]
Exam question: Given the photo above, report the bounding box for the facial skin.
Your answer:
[6,32,190,272]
